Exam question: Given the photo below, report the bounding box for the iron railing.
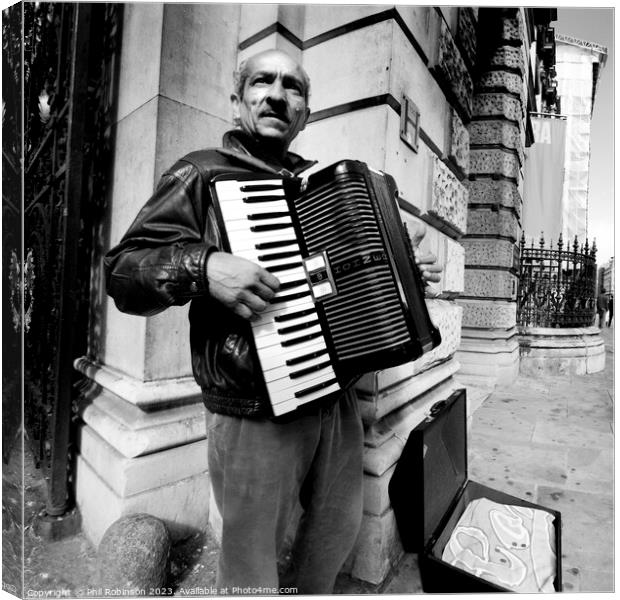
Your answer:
[517,232,597,328]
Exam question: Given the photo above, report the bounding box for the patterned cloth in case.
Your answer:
[441,497,556,592]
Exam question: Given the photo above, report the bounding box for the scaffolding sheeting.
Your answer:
[554,38,607,242]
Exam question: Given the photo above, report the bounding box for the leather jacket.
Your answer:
[104,130,318,418]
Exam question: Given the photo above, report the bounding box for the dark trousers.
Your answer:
[207,390,364,594]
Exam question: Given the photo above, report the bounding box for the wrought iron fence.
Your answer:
[517,232,597,328]
[6,1,122,518]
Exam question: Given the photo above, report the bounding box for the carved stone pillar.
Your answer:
[456,8,529,389]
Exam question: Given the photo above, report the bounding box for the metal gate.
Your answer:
[5,2,122,518]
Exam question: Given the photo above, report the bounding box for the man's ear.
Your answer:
[230,93,241,125]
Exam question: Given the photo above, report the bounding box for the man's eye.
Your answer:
[287,82,303,94]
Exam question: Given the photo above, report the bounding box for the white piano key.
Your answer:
[215,181,284,200]
[270,397,299,416]
[271,271,306,286]
[255,323,322,350]
[229,232,299,254]
[228,227,297,245]
[218,199,289,218]
[224,215,293,232]
[255,243,302,258]
[253,298,316,326]
[255,337,326,364]
[266,367,335,396]
[285,352,331,377]
[262,352,329,381]
[293,382,342,408]
[235,244,301,263]
[272,281,310,298]
[252,310,317,339]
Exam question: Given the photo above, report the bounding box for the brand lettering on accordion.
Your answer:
[332,251,388,276]
[211,160,441,415]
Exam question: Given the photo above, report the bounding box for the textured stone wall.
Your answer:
[457,8,530,386]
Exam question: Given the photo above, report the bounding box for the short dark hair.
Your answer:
[233,52,311,102]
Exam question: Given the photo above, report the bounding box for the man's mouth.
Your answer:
[261,112,289,124]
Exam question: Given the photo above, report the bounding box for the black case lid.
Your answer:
[389,389,468,552]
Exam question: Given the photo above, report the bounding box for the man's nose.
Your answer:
[266,79,286,103]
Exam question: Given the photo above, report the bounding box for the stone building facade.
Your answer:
[74,4,555,585]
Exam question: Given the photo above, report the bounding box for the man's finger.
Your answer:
[253,279,278,301]
[410,222,427,249]
[234,302,254,321]
[415,251,437,265]
[241,291,268,314]
[421,270,442,284]
[258,269,281,291]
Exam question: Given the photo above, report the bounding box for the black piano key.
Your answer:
[257,251,301,262]
[277,318,320,335]
[240,184,282,192]
[280,329,322,347]
[242,195,285,203]
[250,223,294,232]
[255,239,297,250]
[266,262,303,273]
[271,290,312,305]
[274,307,316,323]
[285,347,328,367]
[289,360,332,380]
[294,377,339,399]
[247,212,291,221]
[276,279,308,291]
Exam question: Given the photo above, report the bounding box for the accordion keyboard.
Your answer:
[214,178,342,415]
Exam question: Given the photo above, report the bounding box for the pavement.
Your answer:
[4,325,614,596]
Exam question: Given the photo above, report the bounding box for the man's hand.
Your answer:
[206,252,280,320]
[415,251,443,285]
[410,221,443,287]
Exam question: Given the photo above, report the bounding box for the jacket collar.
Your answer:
[218,129,317,176]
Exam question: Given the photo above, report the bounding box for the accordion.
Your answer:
[212,160,441,415]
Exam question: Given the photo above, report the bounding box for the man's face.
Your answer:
[231,51,310,152]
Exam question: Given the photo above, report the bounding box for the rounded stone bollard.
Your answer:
[97,513,171,593]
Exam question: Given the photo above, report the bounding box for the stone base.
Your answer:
[518,326,605,376]
[343,509,404,585]
[456,327,520,386]
[76,454,209,547]
[73,365,209,548]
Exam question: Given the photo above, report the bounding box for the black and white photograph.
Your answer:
[2,2,614,597]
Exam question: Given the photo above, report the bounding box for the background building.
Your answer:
[599,257,615,294]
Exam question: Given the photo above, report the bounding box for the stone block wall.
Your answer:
[456,8,531,386]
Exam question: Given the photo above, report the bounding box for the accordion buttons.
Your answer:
[312,281,333,299]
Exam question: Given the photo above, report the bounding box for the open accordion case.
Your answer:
[389,389,562,593]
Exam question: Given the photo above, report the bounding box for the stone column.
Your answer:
[74,3,240,545]
[456,8,530,391]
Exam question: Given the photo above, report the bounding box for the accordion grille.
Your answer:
[296,173,410,359]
